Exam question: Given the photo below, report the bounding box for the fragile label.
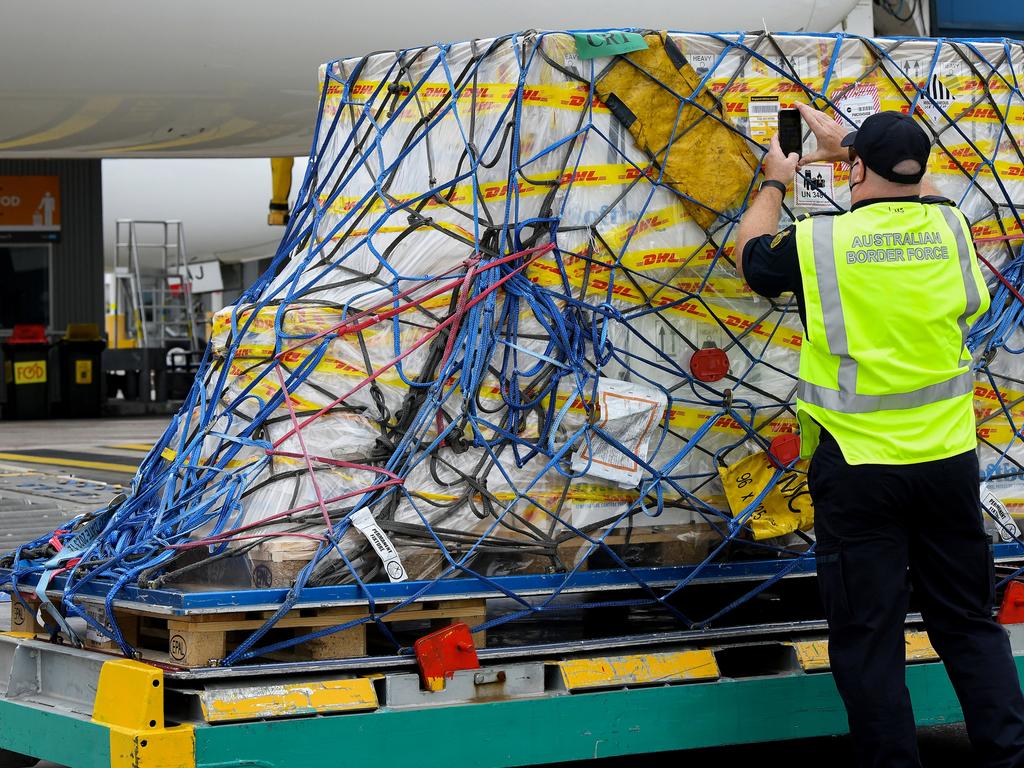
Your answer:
[13,360,46,385]
[573,31,648,60]
[351,509,408,582]
[720,451,813,540]
[981,484,1021,542]
[795,163,835,209]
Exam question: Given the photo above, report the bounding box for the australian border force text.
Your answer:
[846,231,948,264]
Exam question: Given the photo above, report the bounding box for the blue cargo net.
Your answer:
[4,29,1024,665]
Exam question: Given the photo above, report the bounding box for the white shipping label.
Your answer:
[981,484,1021,543]
[688,54,716,76]
[833,83,880,128]
[570,377,668,488]
[747,96,780,144]
[351,509,408,582]
[795,163,835,210]
[919,74,955,125]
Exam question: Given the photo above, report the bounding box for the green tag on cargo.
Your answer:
[573,31,648,60]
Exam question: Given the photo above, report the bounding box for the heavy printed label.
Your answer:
[981,484,1021,543]
[13,360,46,385]
[351,509,408,582]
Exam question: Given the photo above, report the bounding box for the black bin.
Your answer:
[58,323,106,418]
[2,324,50,420]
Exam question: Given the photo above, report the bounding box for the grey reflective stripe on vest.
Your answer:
[811,215,858,393]
[800,206,979,415]
[797,370,975,413]
[937,204,984,354]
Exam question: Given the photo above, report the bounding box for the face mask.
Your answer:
[849,158,863,194]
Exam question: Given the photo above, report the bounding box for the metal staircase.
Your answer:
[111,219,201,352]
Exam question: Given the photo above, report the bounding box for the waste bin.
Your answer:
[2,324,50,420]
[58,323,105,418]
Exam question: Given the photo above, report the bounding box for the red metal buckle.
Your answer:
[414,622,480,691]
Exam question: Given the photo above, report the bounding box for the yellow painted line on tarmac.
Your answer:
[0,453,137,474]
[106,443,153,452]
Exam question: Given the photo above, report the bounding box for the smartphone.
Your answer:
[778,109,803,157]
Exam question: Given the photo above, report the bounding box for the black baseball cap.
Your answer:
[840,111,931,184]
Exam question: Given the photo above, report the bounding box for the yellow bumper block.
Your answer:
[92,659,194,768]
[792,630,939,672]
[558,649,720,691]
[199,677,378,722]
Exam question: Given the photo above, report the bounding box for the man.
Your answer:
[735,105,1024,768]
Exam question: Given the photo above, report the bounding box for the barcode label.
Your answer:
[748,96,780,143]
[749,99,780,115]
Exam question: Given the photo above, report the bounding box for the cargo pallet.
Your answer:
[0,619,1020,768]
[2,547,1023,768]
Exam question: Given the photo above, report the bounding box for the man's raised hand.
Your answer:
[794,102,852,168]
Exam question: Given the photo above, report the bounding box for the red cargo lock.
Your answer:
[689,345,729,382]
[768,433,801,468]
[414,621,480,691]
[998,580,1024,624]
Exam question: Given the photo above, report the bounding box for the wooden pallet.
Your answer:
[8,593,487,668]
[245,523,718,589]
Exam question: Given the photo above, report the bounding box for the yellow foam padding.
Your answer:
[792,630,937,672]
[199,678,377,722]
[93,659,194,768]
[595,33,759,230]
[558,649,719,690]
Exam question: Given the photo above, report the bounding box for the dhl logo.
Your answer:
[961,106,1003,121]
[972,219,1023,239]
[559,92,607,109]
[560,168,607,185]
[620,166,659,182]
[638,251,686,266]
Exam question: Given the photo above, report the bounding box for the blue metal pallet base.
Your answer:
[5,542,1023,614]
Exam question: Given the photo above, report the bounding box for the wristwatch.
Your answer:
[759,179,787,195]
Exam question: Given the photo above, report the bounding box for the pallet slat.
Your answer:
[7,592,487,668]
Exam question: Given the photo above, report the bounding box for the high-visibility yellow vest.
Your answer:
[795,200,989,465]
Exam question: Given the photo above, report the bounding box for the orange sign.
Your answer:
[0,176,60,242]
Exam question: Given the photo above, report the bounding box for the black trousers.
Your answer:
[809,433,1024,768]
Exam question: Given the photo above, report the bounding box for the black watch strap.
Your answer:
[760,179,787,195]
